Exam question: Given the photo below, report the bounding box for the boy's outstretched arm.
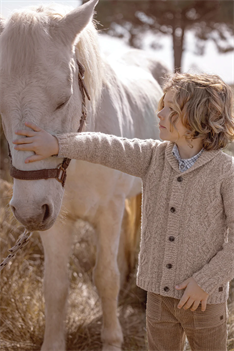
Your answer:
[13,122,160,178]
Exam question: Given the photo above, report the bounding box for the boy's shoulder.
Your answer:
[219,149,234,165]
[217,150,234,177]
[156,140,170,152]
[149,140,171,158]
[135,138,168,151]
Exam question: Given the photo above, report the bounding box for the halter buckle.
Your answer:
[57,164,67,187]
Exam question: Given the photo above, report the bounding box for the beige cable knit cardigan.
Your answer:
[56,132,234,304]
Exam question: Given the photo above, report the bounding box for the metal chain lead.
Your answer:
[0,229,33,272]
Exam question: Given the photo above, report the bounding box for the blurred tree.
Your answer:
[89,0,234,72]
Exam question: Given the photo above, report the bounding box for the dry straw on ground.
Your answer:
[0,179,147,351]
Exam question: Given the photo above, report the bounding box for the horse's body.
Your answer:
[0,1,165,350]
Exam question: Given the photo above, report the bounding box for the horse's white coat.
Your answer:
[0,1,165,350]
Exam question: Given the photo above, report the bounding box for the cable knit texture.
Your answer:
[56,132,234,304]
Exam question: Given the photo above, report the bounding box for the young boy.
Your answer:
[14,73,234,351]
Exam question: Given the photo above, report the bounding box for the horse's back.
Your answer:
[96,50,164,140]
[108,49,170,88]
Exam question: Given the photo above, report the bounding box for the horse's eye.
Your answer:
[55,97,70,111]
[56,102,66,110]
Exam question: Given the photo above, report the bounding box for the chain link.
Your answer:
[0,229,33,272]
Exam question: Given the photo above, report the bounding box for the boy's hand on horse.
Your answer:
[175,277,209,312]
[13,122,59,163]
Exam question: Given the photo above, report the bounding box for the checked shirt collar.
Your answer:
[172,144,204,172]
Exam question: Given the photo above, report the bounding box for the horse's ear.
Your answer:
[59,0,99,44]
[0,16,5,34]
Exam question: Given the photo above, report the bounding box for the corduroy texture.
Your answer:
[56,132,234,304]
[146,292,227,351]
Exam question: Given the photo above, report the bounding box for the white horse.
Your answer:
[0,1,164,350]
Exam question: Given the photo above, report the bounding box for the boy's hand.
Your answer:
[13,122,59,163]
[175,277,209,312]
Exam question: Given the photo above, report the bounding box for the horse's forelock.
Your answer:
[0,4,103,111]
[0,9,53,76]
[0,5,75,75]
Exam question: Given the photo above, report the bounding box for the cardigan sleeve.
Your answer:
[192,172,234,295]
[55,132,161,178]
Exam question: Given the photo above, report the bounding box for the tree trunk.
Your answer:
[172,12,186,73]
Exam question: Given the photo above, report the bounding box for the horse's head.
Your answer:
[0,0,101,231]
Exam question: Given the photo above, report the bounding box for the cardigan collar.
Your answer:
[165,142,222,174]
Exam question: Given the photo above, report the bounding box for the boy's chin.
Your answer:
[160,134,172,142]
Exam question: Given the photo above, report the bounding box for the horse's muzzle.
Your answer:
[10,201,54,231]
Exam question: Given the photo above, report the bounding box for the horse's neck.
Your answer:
[85,58,123,135]
[83,53,161,140]
[87,57,160,140]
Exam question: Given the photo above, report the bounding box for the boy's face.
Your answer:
[157,90,188,144]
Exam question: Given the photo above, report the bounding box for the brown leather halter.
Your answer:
[8,59,90,187]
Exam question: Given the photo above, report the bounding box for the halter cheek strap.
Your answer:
[8,59,90,187]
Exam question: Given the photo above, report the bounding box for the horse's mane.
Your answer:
[0,4,103,111]
[74,22,103,111]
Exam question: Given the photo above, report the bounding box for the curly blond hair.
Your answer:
[158,73,234,150]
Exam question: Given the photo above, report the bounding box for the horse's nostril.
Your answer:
[42,204,50,223]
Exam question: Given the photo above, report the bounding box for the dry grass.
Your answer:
[0,179,147,351]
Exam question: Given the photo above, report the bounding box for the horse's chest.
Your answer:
[62,160,140,220]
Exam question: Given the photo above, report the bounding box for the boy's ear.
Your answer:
[0,16,6,34]
[57,0,99,45]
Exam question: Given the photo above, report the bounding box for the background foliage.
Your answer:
[94,0,234,72]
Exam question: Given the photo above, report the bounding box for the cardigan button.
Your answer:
[169,236,175,242]
[164,286,170,292]
[180,162,185,169]
[170,207,176,213]
[166,263,173,269]
[177,176,183,182]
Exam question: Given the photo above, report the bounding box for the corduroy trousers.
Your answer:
[146,292,227,351]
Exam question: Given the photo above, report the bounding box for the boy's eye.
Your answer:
[169,107,173,111]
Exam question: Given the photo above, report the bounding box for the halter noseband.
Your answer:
[8,59,90,187]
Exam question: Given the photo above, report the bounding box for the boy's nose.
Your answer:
[157,110,163,119]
